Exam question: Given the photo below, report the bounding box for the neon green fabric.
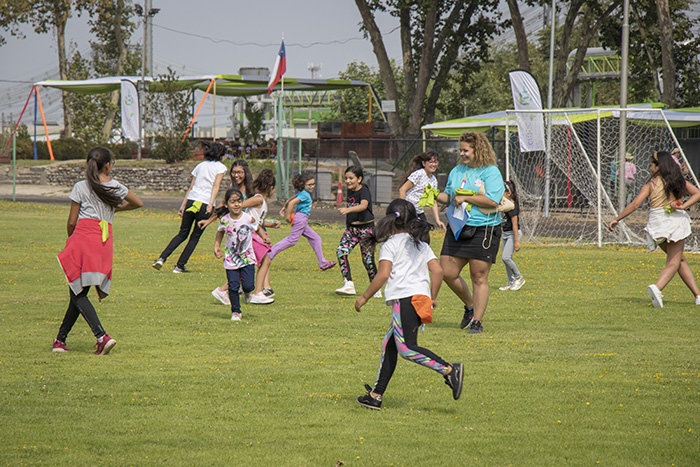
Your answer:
[186,201,202,214]
[417,184,440,208]
[99,220,109,243]
[454,188,477,212]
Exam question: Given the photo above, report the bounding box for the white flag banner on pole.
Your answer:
[509,70,545,152]
[121,80,139,141]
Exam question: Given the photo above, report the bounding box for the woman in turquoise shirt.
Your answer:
[436,132,505,335]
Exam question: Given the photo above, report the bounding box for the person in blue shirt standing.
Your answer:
[436,132,505,334]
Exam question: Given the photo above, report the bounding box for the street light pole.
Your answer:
[135,2,159,160]
[137,7,146,160]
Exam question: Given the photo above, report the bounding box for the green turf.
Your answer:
[1,200,698,465]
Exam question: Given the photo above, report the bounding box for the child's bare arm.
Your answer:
[214,230,224,258]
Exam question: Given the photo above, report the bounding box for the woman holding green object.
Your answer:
[435,132,505,334]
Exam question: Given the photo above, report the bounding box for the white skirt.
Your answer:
[644,207,692,250]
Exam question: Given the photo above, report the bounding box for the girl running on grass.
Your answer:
[214,188,270,321]
[355,199,463,410]
[243,169,281,299]
[250,172,336,304]
[334,166,378,297]
[201,159,258,304]
[54,147,143,354]
[398,150,446,230]
[152,142,227,273]
[609,151,700,308]
[498,180,525,291]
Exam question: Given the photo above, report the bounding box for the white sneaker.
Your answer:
[373,289,382,299]
[510,276,526,291]
[498,282,512,291]
[242,292,252,304]
[152,258,164,270]
[647,284,663,308]
[211,287,230,305]
[335,280,356,295]
[250,292,274,304]
[231,312,242,321]
[695,295,700,305]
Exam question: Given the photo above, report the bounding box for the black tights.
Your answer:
[56,287,105,342]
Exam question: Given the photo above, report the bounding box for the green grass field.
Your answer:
[1,201,698,466]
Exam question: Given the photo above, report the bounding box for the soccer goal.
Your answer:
[504,108,699,250]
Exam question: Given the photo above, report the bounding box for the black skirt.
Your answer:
[440,224,502,263]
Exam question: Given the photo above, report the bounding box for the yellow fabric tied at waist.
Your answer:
[454,188,477,212]
[185,201,203,214]
[418,184,440,208]
[99,220,109,243]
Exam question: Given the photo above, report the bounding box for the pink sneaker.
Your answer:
[52,339,68,353]
[320,261,337,271]
[212,287,231,305]
[94,333,116,355]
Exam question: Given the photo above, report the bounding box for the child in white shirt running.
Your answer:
[214,188,269,321]
[354,199,463,410]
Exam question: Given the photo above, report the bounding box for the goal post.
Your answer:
[504,107,697,250]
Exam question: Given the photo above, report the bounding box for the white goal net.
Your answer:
[505,108,699,250]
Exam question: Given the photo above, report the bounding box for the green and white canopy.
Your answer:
[34,74,369,96]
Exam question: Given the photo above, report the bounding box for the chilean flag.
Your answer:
[267,40,286,95]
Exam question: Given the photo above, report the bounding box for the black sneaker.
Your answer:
[467,320,483,334]
[444,363,464,400]
[357,383,382,410]
[460,306,474,329]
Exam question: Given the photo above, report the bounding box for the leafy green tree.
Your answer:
[67,48,106,144]
[66,0,140,145]
[244,100,265,144]
[354,0,505,138]
[146,67,193,163]
[599,0,700,107]
[327,60,404,123]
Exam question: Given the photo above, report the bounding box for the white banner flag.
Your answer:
[509,70,545,152]
[121,80,139,141]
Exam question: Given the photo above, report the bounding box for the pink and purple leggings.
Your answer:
[267,212,331,267]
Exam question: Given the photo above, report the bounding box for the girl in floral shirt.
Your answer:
[214,188,270,321]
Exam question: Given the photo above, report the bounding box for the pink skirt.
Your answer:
[57,218,113,299]
[252,231,271,266]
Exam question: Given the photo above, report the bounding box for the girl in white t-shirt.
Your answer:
[399,151,446,230]
[152,142,227,273]
[354,199,463,410]
[214,188,270,321]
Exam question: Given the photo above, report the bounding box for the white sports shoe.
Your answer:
[231,312,242,321]
[250,292,274,304]
[510,276,526,291]
[152,258,164,270]
[242,292,252,304]
[335,280,356,295]
[212,287,230,305]
[647,284,663,308]
[694,295,700,305]
[373,289,382,299]
[498,282,512,291]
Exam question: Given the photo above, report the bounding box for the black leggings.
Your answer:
[56,287,105,342]
[159,200,210,269]
[373,297,450,395]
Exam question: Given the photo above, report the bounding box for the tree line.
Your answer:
[2,0,698,153]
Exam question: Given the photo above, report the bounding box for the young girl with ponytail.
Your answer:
[54,147,143,354]
[355,199,463,410]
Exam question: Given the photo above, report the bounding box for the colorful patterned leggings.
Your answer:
[336,224,377,282]
[373,298,450,395]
